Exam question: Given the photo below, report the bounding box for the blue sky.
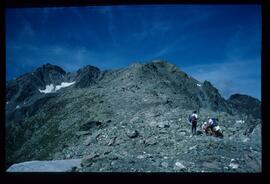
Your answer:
[5,5,261,100]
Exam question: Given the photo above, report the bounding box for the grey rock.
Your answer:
[7,159,81,172]
[174,162,186,171]
[126,130,139,138]
[75,131,91,136]
[161,162,169,168]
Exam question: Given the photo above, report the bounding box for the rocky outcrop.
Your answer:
[74,65,100,88]
[7,159,81,172]
[227,94,261,119]
[201,81,232,113]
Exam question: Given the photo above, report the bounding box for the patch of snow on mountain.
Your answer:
[55,82,76,91]
[197,84,202,87]
[16,105,20,109]
[39,82,76,94]
[39,84,55,93]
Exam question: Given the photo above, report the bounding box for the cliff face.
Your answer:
[5,60,261,172]
[227,94,261,119]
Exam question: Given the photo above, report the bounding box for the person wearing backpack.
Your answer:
[207,117,219,132]
[189,111,198,136]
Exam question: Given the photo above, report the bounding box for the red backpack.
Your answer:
[191,115,197,123]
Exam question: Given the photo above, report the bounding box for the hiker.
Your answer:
[206,117,223,137]
[202,122,212,135]
[189,111,198,136]
[207,117,219,132]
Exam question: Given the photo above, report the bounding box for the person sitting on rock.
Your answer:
[207,117,219,132]
[202,122,212,135]
[189,111,198,136]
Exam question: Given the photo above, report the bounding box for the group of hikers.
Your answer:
[188,111,223,138]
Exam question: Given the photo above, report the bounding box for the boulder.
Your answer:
[174,162,186,171]
[126,130,139,138]
[7,159,81,172]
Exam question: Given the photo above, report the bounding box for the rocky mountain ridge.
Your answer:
[5,60,261,172]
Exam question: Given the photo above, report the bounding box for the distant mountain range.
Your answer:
[5,60,261,172]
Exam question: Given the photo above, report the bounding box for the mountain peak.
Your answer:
[36,63,66,75]
[227,93,261,119]
[74,65,100,88]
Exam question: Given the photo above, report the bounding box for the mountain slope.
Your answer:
[227,94,261,119]
[5,60,261,172]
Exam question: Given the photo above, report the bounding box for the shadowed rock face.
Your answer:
[74,65,100,88]
[227,94,261,119]
[5,60,261,172]
[6,63,66,104]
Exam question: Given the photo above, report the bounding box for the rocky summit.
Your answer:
[5,60,261,172]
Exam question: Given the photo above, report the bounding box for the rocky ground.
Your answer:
[5,61,261,172]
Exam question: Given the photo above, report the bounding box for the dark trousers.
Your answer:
[192,121,197,135]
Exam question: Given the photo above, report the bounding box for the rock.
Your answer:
[108,137,116,146]
[157,122,170,128]
[229,163,239,169]
[144,138,158,146]
[202,162,220,170]
[161,162,169,168]
[249,124,261,148]
[242,137,250,143]
[174,162,186,171]
[137,155,145,159]
[178,132,186,136]
[126,129,139,138]
[7,159,81,172]
[81,153,99,167]
[189,145,197,150]
[245,158,261,171]
[75,131,91,136]
[79,121,102,131]
[84,133,100,146]
[228,159,239,169]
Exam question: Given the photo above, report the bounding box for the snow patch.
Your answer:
[55,82,76,91]
[16,105,20,109]
[39,84,55,93]
[236,120,245,123]
[39,81,76,94]
[196,83,202,87]
[6,101,9,105]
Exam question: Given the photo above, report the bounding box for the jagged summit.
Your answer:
[37,63,66,75]
[74,65,100,88]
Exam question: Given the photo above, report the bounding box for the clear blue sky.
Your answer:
[5,4,261,100]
